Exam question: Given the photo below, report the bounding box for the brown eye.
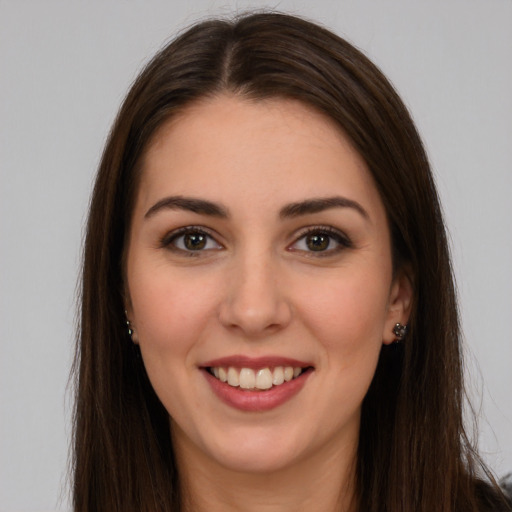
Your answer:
[305,233,330,251]
[183,232,207,250]
[290,227,352,256]
[164,227,222,253]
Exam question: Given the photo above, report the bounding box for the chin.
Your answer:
[194,424,308,474]
[213,443,301,474]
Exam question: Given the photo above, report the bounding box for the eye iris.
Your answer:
[306,233,330,251]
[184,232,207,250]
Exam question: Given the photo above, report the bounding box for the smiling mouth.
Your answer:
[207,366,311,391]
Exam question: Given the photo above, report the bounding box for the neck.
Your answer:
[174,428,358,512]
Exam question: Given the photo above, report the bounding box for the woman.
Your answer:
[73,12,511,512]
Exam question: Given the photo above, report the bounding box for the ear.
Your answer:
[382,267,414,345]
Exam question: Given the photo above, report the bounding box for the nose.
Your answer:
[218,251,292,338]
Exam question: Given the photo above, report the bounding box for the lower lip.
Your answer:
[203,369,312,412]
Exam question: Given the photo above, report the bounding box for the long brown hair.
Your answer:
[73,12,509,511]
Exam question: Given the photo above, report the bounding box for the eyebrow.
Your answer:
[144,196,229,219]
[279,196,369,220]
[144,195,369,221]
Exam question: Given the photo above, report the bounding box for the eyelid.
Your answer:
[288,225,353,255]
[160,225,223,254]
[159,224,352,257]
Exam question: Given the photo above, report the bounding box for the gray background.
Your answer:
[1,1,511,510]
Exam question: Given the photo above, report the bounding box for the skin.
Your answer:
[125,95,412,512]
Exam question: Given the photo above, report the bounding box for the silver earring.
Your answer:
[125,310,134,338]
[393,322,408,341]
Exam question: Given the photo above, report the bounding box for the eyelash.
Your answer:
[160,226,222,257]
[289,226,353,257]
[160,225,352,257]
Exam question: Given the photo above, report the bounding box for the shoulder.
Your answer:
[471,475,512,512]
[500,473,512,507]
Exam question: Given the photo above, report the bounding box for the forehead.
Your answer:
[137,94,384,219]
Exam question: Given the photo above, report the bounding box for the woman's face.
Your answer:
[126,95,411,474]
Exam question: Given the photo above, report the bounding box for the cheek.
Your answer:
[296,266,391,362]
[128,268,224,417]
[302,270,390,415]
[129,265,222,354]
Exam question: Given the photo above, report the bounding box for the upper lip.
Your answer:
[201,355,313,370]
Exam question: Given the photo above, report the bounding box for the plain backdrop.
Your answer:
[1,1,511,510]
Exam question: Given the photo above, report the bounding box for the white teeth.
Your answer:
[239,368,256,389]
[227,367,239,387]
[211,365,305,390]
[272,366,285,385]
[256,368,273,390]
